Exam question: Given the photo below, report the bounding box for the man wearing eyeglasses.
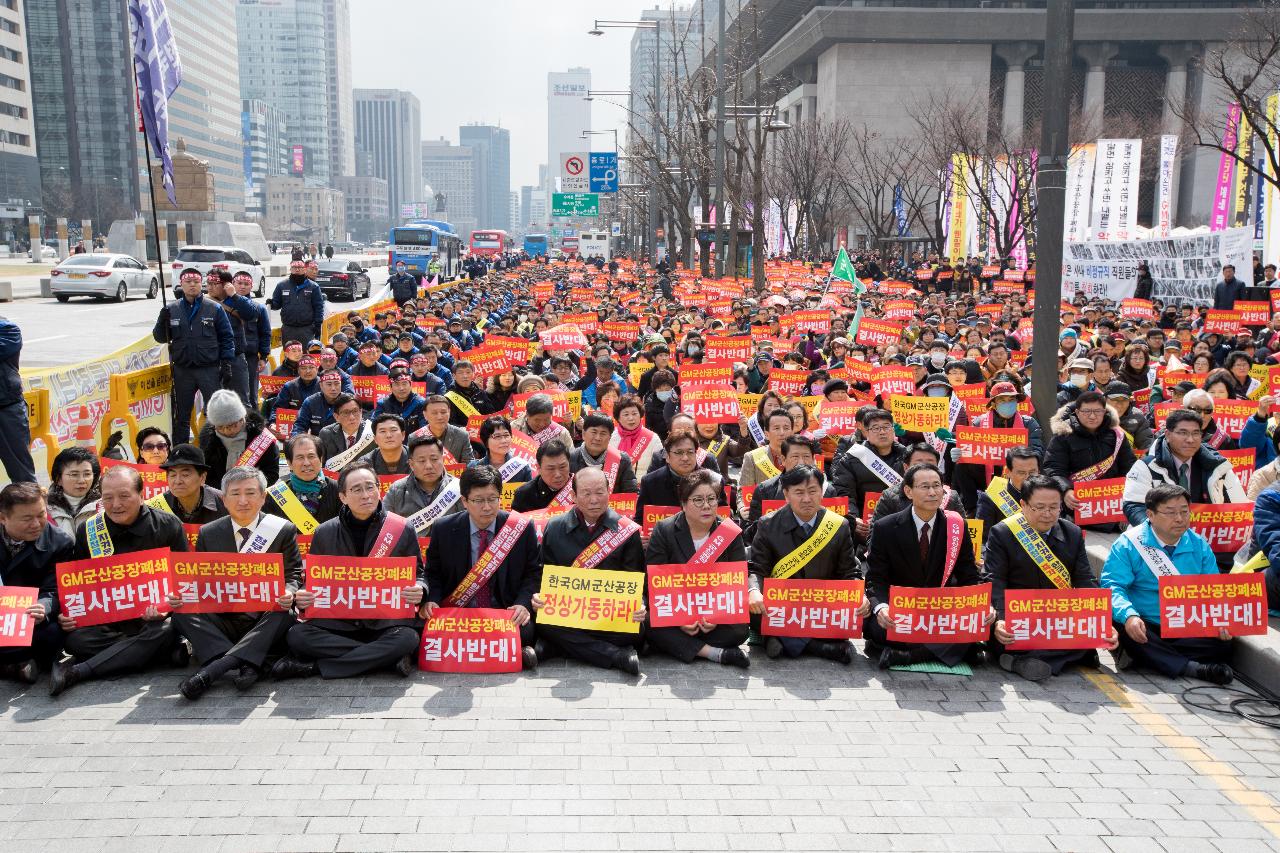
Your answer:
[985,475,1116,682]
[831,407,909,541]
[1181,389,1237,452]
[1122,409,1245,572]
[1102,483,1234,684]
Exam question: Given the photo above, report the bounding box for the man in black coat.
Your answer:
[278,463,425,680]
[571,412,639,495]
[425,465,541,668]
[264,434,341,530]
[535,468,647,674]
[830,407,909,542]
[1213,264,1247,310]
[172,466,304,700]
[748,464,863,665]
[984,475,1116,681]
[865,462,992,670]
[511,439,574,513]
[52,465,189,696]
[0,483,73,681]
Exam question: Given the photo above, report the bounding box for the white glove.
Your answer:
[949,447,962,463]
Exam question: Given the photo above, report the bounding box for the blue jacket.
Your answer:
[236,297,272,359]
[374,392,427,434]
[1253,486,1280,568]
[334,348,359,372]
[269,276,325,332]
[0,317,22,405]
[1240,414,1276,467]
[273,376,320,417]
[1101,522,1219,624]
[153,295,235,367]
[293,391,341,436]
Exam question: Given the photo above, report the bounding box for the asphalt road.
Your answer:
[7,255,395,369]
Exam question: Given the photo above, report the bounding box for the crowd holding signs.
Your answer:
[2,245,1279,698]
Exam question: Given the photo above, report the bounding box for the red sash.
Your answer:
[602,446,623,491]
[532,423,561,445]
[1071,427,1125,482]
[941,509,964,586]
[549,480,575,510]
[572,515,641,569]
[629,429,657,468]
[1206,424,1227,449]
[236,431,277,467]
[369,511,409,559]
[687,518,742,566]
[443,513,531,607]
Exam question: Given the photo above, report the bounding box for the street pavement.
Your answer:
[2,651,1280,852]
[2,255,393,369]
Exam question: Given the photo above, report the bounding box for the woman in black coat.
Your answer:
[643,469,750,668]
[199,409,281,489]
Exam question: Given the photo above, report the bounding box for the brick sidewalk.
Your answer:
[2,654,1279,852]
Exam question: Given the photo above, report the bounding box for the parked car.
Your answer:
[50,254,160,303]
[168,245,266,298]
[314,259,372,301]
[29,243,58,261]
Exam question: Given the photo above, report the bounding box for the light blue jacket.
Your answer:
[1101,521,1218,624]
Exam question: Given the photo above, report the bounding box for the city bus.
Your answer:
[469,229,509,257]
[523,233,549,258]
[560,236,579,258]
[388,221,463,281]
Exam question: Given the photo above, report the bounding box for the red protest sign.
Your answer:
[956,426,1027,466]
[351,374,390,405]
[681,385,741,424]
[1132,386,1152,414]
[1159,574,1266,638]
[466,343,513,380]
[762,578,864,638]
[1273,288,1280,316]
[854,317,902,348]
[1238,301,1271,326]
[601,321,640,344]
[1221,448,1256,493]
[862,492,881,524]
[793,310,830,334]
[512,390,577,423]
[882,300,916,321]
[704,335,753,361]
[0,586,37,647]
[258,374,289,397]
[486,335,535,366]
[532,282,553,304]
[56,548,172,627]
[761,496,848,516]
[1189,503,1253,553]
[418,608,522,673]
[818,399,869,435]
[1203,309,1242,335]
[871,365,915,400]
[981,265,1001,277]
[562,312,599,334]
[1120,298,1156,321]
[1213,399,1255,438]
[952,383,988,419]
[1072,477,1126,526]
[993,280,1024,295]
[679,361,736,387]
[1004,269,1026,282]
[914,268,934,281]
[378,474,400,498]
[767,368,808,397]
[1004,588,1112,650]
[303,556,417,620]
[170,553,285,614]
[539,323,589,350]
[886,583,992,644]
[608,493,637,519]
[647,562,749,628]
[273,407,298,436]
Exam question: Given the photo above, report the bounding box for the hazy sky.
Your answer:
[351,0,668,189]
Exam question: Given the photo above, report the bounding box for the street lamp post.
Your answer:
[713,0,726,277]
[590,19,661,268]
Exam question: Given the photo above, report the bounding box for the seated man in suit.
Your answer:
[425,465,541,669]
[748,464,864,665]
[975,447,1041,544]
[1102,482,1235,685]
[276,462,425,680]
[570,412,639,494]
[0,483,74,682]
[745,435,837,545]
[985,475,1117,682]
[317,393,371,464]
[867,443,966,548]
[52,466,189,696]
[265,433,341,530]
[865,462,993,670]
[535,467,647,674]
[172,466,304,700]
[419,395,475,464]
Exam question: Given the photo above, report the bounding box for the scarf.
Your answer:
[616,422,646,457]
[217,428,248,464]
[289,473,324,496]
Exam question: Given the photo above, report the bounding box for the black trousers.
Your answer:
[989,640,1093,675]
[862,613,970,666]
[172,364,221,444]
[537,623,643,669]
[64,618,177,677]
[287,619,420,679]
[173,610,295,668]
[1116,619,1232,678]
[647,623,748,663]
[0,398,36,484]
[0,618,63,668]
[225,353,250,408]
[245,354,261,409]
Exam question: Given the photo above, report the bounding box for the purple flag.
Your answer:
[128,0,183,206]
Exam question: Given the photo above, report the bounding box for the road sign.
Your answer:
[560,152,588,193]
[552,193,599,217]
[611,222,621,237]
[589,152,618,193]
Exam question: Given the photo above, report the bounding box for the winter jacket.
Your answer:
[1121,433,1245,526]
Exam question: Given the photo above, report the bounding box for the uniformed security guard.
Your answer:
[153,268,235,444]
[206,270,252,406]
[232,271,272,408]
[269,260,325,349]
[388,262,418,307]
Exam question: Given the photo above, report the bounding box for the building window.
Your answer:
[0,18,17,34]
[0,72,21,91]
[0,100,24,119]
[0,46,19,63]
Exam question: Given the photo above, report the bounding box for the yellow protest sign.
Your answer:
[966,519,983,564]
[500,480,521,511]
[890,395,949,432]
[537,564,643,634]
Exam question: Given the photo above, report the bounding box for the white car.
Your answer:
[168,245,267,298]
[29,243,58,261]
[50,253,160,302]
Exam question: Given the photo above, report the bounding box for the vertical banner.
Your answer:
[1233,116,1255,229]
[1266,94,1280,267]
[1064,143,1096,244]
[947,154,968,260]
[1154,134,1179,238]
[1090,138,1119,240]
[1212,104,1242,232]
[1114,139,1142,241]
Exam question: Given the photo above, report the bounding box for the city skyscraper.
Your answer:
[629,6,700,145]
[324,0,355,181]
[459,124,511,231]
[422,137,479,239]
[546,68,591,220]
[354,88,422,221]
[0,0,39,214]
[237,0,333,186]
[242,99,289,217]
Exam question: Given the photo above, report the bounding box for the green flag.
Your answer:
[847,301,865,341]
[830,246,866,295]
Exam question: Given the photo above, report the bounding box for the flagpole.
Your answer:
[138,107,169,307]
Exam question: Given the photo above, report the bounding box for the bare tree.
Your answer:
[767,115,850,254]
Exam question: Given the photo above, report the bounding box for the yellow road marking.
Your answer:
[1085,671,1280,839]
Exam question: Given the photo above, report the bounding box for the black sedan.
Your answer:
[314,260,372,301]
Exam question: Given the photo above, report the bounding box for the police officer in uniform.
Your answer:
[232,271,272,408]
[206,270,254,406]
[269,260,325,350]
[153,268,236,444]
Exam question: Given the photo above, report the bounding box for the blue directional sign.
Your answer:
[589,152,618,193]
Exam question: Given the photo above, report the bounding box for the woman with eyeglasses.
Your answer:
[135,427,172,466]
[46,447,101,536]
[635,433,726,544]
[471,415,532,484]
[643,469,749,669]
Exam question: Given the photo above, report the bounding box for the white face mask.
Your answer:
[656,389,673,401]
[930,353,946,367]
[1070,374,1090,389]
[926,387,949,398]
